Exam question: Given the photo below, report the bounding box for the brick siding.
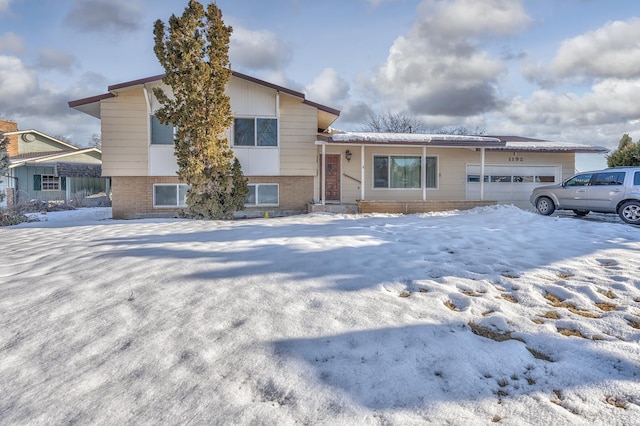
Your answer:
[112,176,187,219]
[357,200,497,214]
[0,119,19,157]
[112,175,314,219]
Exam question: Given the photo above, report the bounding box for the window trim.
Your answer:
[153,184,189,208]
[372,154,438,190]
[245,183,279,206]
[233,117,278,148]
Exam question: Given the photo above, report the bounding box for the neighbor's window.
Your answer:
[373,155,437,189]
[34,174,65,191]
[151,115,175,145]
[234,118,278,147]
[154,184,188,207]
[245,184,279,206]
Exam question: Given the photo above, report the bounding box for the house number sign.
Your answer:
[508,156,524,162]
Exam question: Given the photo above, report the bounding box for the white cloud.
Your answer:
[370,0,530,118]
[507,79,640,128]
[0,54,100,145]
[305,68,349,107]
[549,18,640,80]
[230,26,292,71]
[415,0,531,39]
[0,32,25,54]
[0,55,37,99]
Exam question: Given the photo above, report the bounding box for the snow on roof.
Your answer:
[323,132,608,152]
[331,132,501,143]
[328,132,503,146]
[492,140,609,153]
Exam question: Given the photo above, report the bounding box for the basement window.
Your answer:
[154,184,188,207]
[245,184,279,206]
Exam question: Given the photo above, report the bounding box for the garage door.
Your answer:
[466,165,560,209]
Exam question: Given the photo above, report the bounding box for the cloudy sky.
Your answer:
[1,0,639,168]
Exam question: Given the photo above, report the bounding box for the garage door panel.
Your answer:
[466,165,560,209]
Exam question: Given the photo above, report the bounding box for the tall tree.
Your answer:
[607,134,640,167]
[153,0,248,219]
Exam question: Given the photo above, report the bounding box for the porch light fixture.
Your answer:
[345,150,352,162]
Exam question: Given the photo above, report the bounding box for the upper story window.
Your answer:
[234,118,277,147]
[151,115,175,145]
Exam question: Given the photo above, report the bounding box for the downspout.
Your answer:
[142,84,152,175]
[422,146,427,201]
[360,144,365,201]
[276,91,281,172]
[66,176,71,204]
[321,143,326,205]
[480,147,485,201]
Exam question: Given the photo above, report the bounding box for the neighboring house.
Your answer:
[0,119,108,209]
[69,72,607,219]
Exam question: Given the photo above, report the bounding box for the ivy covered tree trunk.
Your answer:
[153,0,248,219]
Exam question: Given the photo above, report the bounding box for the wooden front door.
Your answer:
[321,154,341,202]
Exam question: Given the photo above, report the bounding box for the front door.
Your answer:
[321,154,341,202]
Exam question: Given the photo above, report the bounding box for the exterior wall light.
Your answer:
[345,150,352,162]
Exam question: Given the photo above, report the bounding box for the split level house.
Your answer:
[68,71,607,219]
[0,119,107,209]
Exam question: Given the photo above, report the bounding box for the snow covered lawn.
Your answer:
[1,206,639,425]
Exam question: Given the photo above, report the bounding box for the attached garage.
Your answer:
[313,133,608,213]
[466,164,560,209]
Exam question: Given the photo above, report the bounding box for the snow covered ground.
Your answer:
[1,206,639,425]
